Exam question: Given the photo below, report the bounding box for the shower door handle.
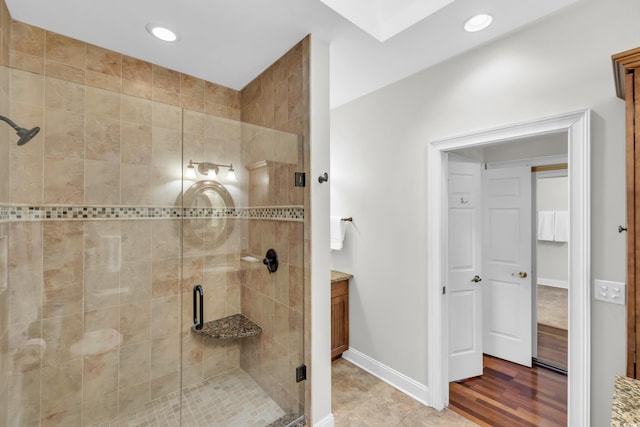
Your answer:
[193,285,204,330]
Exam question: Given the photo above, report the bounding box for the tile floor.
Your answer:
[332,358,478,427]
[102,368,291,426]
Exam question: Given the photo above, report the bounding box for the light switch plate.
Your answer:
[594,279,625,305]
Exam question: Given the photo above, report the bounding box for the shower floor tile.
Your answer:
[104,368,286,427]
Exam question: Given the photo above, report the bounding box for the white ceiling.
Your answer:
[6,0,578,108]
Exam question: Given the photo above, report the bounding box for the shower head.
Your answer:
[16,126,40,146]
[0,115,40,146]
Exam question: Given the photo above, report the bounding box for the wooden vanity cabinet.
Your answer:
[331,279,349,360]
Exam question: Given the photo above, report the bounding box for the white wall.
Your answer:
[309,37,333,426]
[537,176,569,286]
[330,0,638,424]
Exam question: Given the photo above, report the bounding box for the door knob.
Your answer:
[512,271,527,278]
[471,275,482,283]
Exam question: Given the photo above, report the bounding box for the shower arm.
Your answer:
[0,115,20,130]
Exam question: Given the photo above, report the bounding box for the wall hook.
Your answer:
[318,172,328,183]
[618,225,628,233]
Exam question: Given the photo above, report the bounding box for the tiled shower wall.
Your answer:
[241,37,311,418]
[0,7,310,427]
[0,0,11,424]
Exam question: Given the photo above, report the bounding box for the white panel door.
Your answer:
[448,161,483,382]
[482,166,532,367]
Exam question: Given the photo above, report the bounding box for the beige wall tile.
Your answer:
[82,349,118,401]
[118,380,150,415]
[45,77,84,113]
[152,66,179,94]
[84,159,120,204]
[120,221,151,263]
[83,221,120,267]
[119,341,150,390]
[152,102,181,129]
[45,60,84,84]
[11,22,44,57]
[84,264,119,311]
[7,321,42,376]
[121,163,152,205]
[120,261,151,303]
[203,339,227,379]
[121,122,152,165]
[85,115,121,161]
[8,222,43,325]
[10,50,44,74]
[86,86,120,120]
[42,222,83,317]
[150,335,179,379]
[122,94,152,125]
[41,359,82,421]
[152,257,179,298]
[84,306,119,335]
[42,313,82,366]
[122,56,151,84]
[7,370,41,424]
[120,301,150,346]
[43,157,84,204]
[10,68,43,105]
[86,70,121,92]
[44,107,84,159]
[181,330,203,368]
[45,32,86,70]
[150,371,179,400]
[82,392,117,426]
[86,45,121,78]
[151,295,179,339]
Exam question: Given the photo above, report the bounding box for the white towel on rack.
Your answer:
[330,216,346,251]
[537,211,555,241]
[554,211,569,242]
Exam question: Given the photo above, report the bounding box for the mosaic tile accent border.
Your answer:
[0,205,304,223]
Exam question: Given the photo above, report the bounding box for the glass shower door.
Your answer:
[180,110,305,426]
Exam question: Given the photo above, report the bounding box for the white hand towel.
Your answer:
[554,211,569,242]
[330,216,346,251]
[537,211,555,241]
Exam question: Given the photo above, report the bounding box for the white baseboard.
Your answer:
[342,348,430,406]
[538,278,568,289]
[313,414,334,427]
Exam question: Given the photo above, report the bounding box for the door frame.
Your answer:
[426,109,591,427]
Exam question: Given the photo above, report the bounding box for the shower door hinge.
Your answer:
[294,172,306,187]
[443,286,446,295]
[296,364,307,382]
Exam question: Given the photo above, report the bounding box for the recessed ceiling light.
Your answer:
[146,23,178,42]
[464,14,493,33]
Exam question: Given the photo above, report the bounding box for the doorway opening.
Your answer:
[533,168,569,374]
[426,110,591,427]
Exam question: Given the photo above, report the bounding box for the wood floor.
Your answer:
[535,323,568,371]
[449,355,567,427]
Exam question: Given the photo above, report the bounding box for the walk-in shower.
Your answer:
[1,66,307,426]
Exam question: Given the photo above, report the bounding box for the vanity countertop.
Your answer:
[331,270,353,283]
[611,375,640,426]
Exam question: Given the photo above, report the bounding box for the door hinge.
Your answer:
[294,172,306,187]
[443,286,446,295]
[296,364,307,382]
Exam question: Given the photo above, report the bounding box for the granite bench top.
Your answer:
[331,270,353,283]
[611,375,640,426]
[192,313,262,339]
